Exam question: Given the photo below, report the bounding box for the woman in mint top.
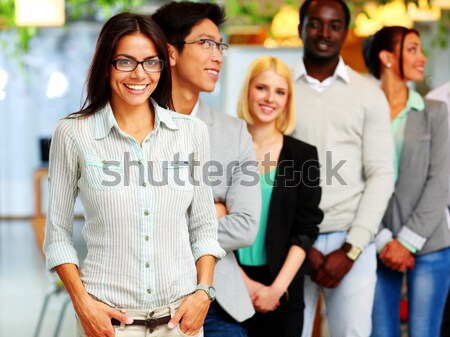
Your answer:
[364,26,450,337]
[236,56,323,337]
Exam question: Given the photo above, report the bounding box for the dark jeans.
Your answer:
[203,301,248,337]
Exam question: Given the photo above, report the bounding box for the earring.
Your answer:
[386,62,392,69]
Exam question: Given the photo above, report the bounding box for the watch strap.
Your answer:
[195,284,215,301]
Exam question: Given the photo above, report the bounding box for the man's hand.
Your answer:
[307,247,325,279]
[74,294,133,337]
[214,202,227,219]
[314,247,354,288]
[167,291,210,336]
[251,285,283,313]
[379,239,415,272]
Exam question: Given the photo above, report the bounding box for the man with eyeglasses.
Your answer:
[153,2,261,337]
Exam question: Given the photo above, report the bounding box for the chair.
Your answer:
[31,161,77,337]
[33,279,71,337]
[31,167,48,259]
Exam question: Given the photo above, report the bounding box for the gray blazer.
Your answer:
[381,99,450,255]
[197,100,261,321]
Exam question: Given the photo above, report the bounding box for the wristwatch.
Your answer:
[195,284,216,302]
[342,243,362,261]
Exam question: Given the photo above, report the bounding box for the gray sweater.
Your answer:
[293,66,395,249]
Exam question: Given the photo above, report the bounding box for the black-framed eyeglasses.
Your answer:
[174,39,229,57]
[110,59,165,73]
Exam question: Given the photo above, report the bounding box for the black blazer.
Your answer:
[265,136,323,282]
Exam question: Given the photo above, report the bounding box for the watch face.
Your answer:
[347,247,362,261]
[209,287,216,299]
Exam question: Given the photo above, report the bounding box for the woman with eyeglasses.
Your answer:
[363,26,450,337]
[43,12,224,337]
[236,56,323,337]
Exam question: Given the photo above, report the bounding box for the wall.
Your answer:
[0,23,101,216]
[0,23,449,217]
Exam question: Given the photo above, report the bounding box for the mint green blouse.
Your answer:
[238,168,277,266]
[392,89,424,183]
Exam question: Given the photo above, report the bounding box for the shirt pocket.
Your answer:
[161,159,193,192]
[85,154,123,190]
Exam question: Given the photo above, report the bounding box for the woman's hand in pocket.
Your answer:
[167,291,210,336]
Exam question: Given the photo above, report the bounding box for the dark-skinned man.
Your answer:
[292,1,395,336]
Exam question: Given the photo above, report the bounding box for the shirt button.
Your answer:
[144,210,149,216]
[142,182,147,187]
[145,262,150,268]
[138,160,143,165]
[145,139,150,143]
[144,235,149,241]
[147,288,152,294]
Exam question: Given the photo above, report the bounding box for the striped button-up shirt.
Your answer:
[44,100,225,310]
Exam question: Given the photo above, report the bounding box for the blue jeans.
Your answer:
[203,302,248,337]
[371,247,450,337]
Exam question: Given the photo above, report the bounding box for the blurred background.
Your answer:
[0,0,449,336]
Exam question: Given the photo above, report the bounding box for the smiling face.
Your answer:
[395,32,427,82]
[109,33,161,111]
[248,70,289,126]
[300,0,348,62]
[169,18,223,94]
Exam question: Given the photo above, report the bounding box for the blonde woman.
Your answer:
[236,56,323,337]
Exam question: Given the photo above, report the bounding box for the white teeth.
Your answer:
[207,69,218,76]
[260,105,274,113]
[126,84,147,91]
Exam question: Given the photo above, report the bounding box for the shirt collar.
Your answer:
[94,103,115,140]
[408,89,425,111]
[293,57,349,84]
[154,99,178,130]
[94,99,178,140]
[396,89,425,120]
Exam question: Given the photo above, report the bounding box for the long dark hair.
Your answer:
[75,12,173,118]
[363,26,419,80]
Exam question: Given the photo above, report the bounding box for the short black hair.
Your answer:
[363,26,419,79]
[152,1,226,52]
[299,0,350,29]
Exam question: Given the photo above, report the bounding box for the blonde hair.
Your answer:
[237,56,295,135]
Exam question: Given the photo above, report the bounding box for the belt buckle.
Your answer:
[145,318,158,331]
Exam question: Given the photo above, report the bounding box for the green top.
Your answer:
[391,89,425,183]
[238,168,277,266]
